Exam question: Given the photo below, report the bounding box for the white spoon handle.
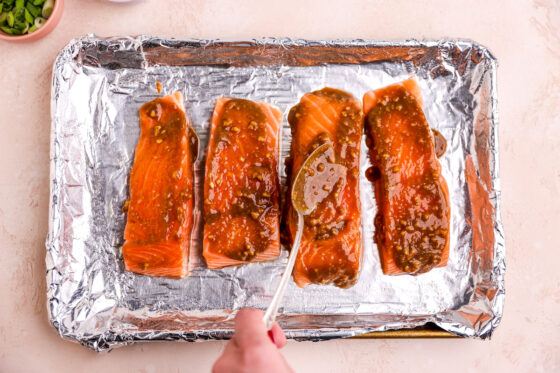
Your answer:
[263,212,304,330]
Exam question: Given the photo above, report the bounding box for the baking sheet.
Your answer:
[46,36,505,351]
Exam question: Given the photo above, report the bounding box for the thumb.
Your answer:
[233,308,269,346]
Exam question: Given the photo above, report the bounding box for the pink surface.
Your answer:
[0,0,559,372]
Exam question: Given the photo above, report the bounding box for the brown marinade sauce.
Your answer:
[365,84,450,274]
[284,88,363,288]
[205,99,279,261]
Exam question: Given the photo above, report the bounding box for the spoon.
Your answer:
[263,142,345,330]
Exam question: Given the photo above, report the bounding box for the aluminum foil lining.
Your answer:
[46,36,505,351]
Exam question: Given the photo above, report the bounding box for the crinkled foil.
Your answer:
[46,36,505,351]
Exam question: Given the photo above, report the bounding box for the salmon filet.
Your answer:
[203,98,282,269]
[122,92,197,278]
[284,88,363,288]
[363,79,450,275]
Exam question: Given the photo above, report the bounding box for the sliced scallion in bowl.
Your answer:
[0,0,54,35]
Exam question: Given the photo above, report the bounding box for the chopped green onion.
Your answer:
[34,16,45,28]
[0,25,15,35]
[13,7,25,29]
[24,8,34,24]
[7,11,14,27]
[26,3,40,18]
[0,0,55,35]
[42,0,54,18]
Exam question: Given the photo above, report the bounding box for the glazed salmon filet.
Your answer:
[284,88,363,288]
[363,79,450,275]
[203,98,282,269]
[123,92,196,278]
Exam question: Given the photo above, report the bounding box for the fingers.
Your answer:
[269,322,287,348]
[233,308,288,350]
[233,308,269,346]
[214,309,292,373]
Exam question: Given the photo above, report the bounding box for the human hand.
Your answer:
[212,308,293,373]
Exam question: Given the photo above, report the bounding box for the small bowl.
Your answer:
[0,0,64,43]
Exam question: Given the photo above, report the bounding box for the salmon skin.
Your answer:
[363,79,450,275]
[203,98,282,269]
[284,88,363,288]
[123,92,197,278]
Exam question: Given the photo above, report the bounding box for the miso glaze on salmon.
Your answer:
[284,88,363,288]
[203,98,282,269]
[123,92,197,278]
[363,79,450,275]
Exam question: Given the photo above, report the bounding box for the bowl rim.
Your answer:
[0,0,63,41]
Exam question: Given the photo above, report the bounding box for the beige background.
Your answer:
[1,0,559,372]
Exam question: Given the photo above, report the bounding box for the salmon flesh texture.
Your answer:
[363,79,451,275]
[123,92,196,278]
[203,98,282,269]
[284,88,363,288]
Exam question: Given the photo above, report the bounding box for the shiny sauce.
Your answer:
[204,99,280,262]
[284,88,363,288]
[364,84,450,274]
[291,144,346,214]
